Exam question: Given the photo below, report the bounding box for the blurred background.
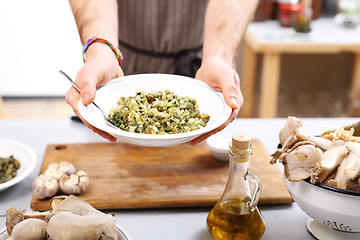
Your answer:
[0,0,82,119]
[0,0,359,119]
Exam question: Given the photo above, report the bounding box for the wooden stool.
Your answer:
[240,19,360,118]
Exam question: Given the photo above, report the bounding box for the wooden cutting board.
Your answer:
[30,139,292,211]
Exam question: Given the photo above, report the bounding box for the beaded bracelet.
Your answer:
[82,37,124,66]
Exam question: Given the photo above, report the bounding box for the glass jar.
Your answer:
[278,1,304,27]
[206,134,266,240]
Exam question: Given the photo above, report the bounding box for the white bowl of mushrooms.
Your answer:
[284,175,360,233]
[272,116,360,233]
[1,195,133,240]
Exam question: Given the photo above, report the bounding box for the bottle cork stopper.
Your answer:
[232,134,251,150]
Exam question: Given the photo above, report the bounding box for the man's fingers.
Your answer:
[87,124,117,142]
[220,72,243,110]
[65,87,81,113]
[79,113,118,142]
[78,80,97,106]
[189,108,238,145]
[73,67,100,106]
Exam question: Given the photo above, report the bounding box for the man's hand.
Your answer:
[190,56,243,145]
[189,0,258,145]
[67,0,120,141]
[65,43,123,142]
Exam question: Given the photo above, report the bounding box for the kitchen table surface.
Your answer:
[0,117,359,240]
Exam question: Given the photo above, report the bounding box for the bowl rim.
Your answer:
[0,138,37,191]
[303,178,360,197]
[79,73,232,144]
[0,224,132,240]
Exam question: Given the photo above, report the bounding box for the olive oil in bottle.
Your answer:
[207,198,265,240]
[206,134,265,240]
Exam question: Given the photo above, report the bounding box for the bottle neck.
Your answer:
[228,145,252,181]
[219,144,253,205]
[229,144,252,171]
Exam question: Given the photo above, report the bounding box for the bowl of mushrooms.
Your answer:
[271,117,360,236]
[1,195,132,240]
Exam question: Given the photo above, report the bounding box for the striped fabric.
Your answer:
[118,0,208,75]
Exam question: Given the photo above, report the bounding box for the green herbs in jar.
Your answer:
[109,89,210,134]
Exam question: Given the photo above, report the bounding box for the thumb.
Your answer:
[220,72,243,110]
[195,67,202,81]
[81,84,96,106]
[75,72,98,106]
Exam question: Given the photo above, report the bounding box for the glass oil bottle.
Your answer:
[206,134,265,240]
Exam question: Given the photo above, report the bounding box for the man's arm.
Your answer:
[203,0,259,66]
[66,0,123,142]
[191,0,258,144]
[69,0,119,46]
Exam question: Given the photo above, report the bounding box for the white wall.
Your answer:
[0,0,83,96]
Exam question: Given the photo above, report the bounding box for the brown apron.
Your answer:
[117,0,208,77]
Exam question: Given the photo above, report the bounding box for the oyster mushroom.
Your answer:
[279,116,302,146]
[287,140,315,152]
[270,135,299,164]
[60,170,90,195]
[327,152,360,189]
[346,141,360,158]
[32,174,59,200]
[322,127,360,143]
[311,145,349,183]
[295,132,339,151]
[23,210,51,222]
[47,195,118,240]
[5,207,23,236]
[283,144,323,181]
[271,116,309,164]
[329,141,360,188]
[7,218,47,240]
[272,117,360,191]
[50,195,68,212]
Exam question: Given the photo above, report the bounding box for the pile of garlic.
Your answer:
[33,161,89,199]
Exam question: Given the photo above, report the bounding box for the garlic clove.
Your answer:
[60,171,90,195]
[33,174,59,199]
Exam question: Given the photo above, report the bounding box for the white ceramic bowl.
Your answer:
[79,74,232,147]
[0,139,37,192]
[284,175,360,232]
[206,133,231,162]
[0,225,132,240]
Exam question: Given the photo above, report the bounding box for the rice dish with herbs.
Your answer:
[109,90,210,134]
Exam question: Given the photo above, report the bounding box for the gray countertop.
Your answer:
[0,117,358,240]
